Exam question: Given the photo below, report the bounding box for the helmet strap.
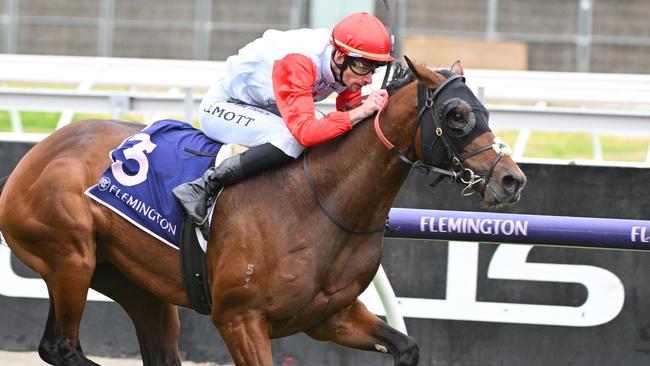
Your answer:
[330,42,348,87]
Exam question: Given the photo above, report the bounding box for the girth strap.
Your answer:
[179,216,212,315]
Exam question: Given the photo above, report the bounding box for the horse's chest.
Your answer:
[308,243,382,311]
[266,239,383,335]
[270,281,368,337]
[325,240,382,284]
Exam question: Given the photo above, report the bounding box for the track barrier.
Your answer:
[386,208,650,251]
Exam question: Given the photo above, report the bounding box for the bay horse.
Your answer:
[0,59,525,366]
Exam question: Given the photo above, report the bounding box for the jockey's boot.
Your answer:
[173,143,293,234]
[172,155,244,226]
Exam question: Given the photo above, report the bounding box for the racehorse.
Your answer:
[0,58,525,366]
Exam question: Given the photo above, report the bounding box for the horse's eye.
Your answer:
[446,109,467,130]
[441,98,476,134]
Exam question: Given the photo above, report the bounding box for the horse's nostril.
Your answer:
[501,175,520,194]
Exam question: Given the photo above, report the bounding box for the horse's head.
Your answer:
[385,57,526,207]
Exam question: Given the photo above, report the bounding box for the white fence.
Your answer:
[1,54,650,161]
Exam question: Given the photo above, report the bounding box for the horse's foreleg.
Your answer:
[91,262,182,366]
[306,299,419,366]
[214,311,273,366]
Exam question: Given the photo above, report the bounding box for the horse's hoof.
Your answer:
[57,339,100,366]
[38,341,62,365]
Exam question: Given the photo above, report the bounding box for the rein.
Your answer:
[372,97,459,180]
[302,149,385,235]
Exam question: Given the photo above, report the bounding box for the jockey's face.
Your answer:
[332,51,376,93]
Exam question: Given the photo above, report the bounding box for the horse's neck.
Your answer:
[310,100,417,229]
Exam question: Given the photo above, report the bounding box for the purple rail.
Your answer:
[385,208,650,251]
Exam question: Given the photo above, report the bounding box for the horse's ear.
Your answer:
[450,60,464,76]
[403,55,423,80]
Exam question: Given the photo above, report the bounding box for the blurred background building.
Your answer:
[1,0,649,73]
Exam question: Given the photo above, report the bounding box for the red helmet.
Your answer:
[331,12,394,62]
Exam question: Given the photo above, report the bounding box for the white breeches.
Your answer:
[199,98,305,158]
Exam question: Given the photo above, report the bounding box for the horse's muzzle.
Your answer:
[481,169,527,208]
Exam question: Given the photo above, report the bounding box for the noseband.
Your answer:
[373,72,512,197]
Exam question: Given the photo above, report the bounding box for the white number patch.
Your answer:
[110,133,157,186]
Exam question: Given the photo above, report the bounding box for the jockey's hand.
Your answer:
[348,89,389,126]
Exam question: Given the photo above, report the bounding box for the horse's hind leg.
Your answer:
[307,300,419,366]
[5,219,99,365]
[38,299,63,365]
[38,291,99,366]
[90,262,182,366]
[41,254,99,366]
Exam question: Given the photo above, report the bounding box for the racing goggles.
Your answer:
[346,57,386,76]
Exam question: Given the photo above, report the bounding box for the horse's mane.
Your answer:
[385,62,416,96]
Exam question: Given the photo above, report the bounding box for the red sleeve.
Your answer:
[272,53,353,147]
[336,89,363,111]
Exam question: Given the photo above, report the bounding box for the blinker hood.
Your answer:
[417,70,491,167]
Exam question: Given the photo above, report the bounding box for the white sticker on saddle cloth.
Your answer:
[492,137,513,156]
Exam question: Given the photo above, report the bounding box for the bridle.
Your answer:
[374,72,512,198]
[303,70,512,235]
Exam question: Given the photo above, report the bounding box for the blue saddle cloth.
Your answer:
[85,119,222,248]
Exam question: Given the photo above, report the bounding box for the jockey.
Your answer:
[173,12,394,228]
